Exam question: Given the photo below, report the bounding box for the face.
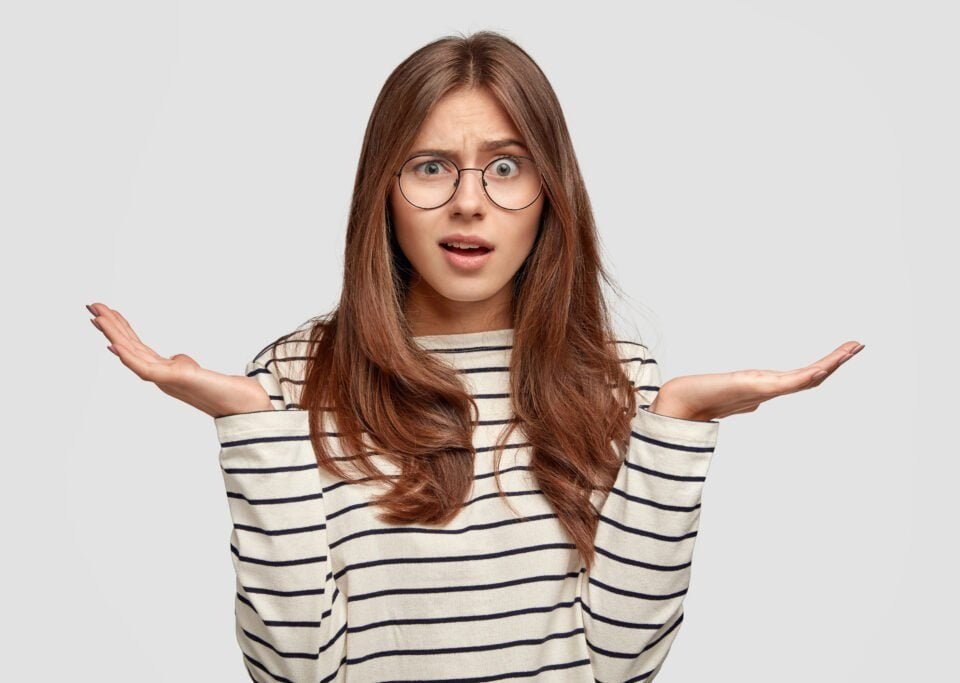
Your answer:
[388,86,545,335]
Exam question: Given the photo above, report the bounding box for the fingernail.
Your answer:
[90,318,101,330]
[86,304,96,315]
[107,344,118,356]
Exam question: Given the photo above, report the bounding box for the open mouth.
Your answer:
[438,242,494,270]
[440,244,492,255]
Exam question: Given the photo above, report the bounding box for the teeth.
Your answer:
[443,242,483,249]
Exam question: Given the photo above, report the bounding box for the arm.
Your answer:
[215,355,345,682]
[580,345,719,682]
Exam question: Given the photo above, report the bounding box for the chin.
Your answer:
[418,275,497,302]
[433,287,498,303]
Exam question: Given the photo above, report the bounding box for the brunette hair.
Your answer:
[283,30,639,572]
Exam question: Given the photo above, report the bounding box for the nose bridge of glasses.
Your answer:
[454,166,487,192]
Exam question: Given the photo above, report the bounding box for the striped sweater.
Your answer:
[214,325,720,682]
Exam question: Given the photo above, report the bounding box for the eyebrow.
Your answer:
[409,138,529,158]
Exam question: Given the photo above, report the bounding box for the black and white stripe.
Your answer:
[215,326,719,682]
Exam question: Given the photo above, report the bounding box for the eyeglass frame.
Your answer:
[392,152,544,211]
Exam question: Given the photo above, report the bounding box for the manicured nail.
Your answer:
[86,304,96,315]
[90,318,101,330]
[107,344,118,356]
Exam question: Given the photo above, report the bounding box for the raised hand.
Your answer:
[86,302,275,418]
[649,341,865,422]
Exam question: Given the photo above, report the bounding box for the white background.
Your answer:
[3,1,956,680]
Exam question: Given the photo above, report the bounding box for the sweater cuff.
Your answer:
[214,408,309,445]
[636,405,719,448]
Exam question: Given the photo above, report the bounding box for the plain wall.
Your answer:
[3,1,956,680]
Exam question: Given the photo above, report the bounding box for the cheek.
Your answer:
[389,192,426,257]
[505,233,533,261]
[498,217,540,270]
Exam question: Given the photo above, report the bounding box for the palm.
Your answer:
[651,341,865,422]
[86,302,273,417]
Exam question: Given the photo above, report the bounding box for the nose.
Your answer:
[450,168,487,212]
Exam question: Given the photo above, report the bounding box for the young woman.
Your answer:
[87,31,862,683]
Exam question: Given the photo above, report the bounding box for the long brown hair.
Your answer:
[281,30,638,572]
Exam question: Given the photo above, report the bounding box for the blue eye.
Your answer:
[413,158,455,176]
[488,156,522,178]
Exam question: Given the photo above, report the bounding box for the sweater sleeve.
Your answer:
[247,342,294,411]
[580,345,720,683]
[213,354,345,682]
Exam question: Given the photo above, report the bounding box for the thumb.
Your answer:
[166,353,203,374]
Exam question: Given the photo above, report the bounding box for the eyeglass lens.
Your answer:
[398,155,541,210]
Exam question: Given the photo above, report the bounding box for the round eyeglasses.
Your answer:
[394,153,544,211]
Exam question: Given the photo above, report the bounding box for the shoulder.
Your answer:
[249,319,319,409]
[612,336,660,390]
[251,321,315,368]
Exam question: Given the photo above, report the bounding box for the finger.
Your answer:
[748,366,826,398]
[89,313,122,346]
[87,304,177,381]
[806,367,837,389]
[92,304,141,348]
[104,332,174,381]
[91,313,165,367]
[88,303,130,345]
[109,342,159,380]
[806,344,865,383]
[802,347,865,390]
[727,366,827,412]
[805,341,864,374]
[104,306,145,345]
[775,342,864,391]
[92,306,161,360]
[836,343,865,366]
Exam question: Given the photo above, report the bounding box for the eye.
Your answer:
[487,156,522,178]
[413,158,455,177]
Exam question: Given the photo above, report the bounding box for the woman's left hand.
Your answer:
[649,340,865,422]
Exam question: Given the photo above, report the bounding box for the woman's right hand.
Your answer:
[86,302,276,418]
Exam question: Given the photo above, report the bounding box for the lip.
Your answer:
[438,243,493,271]
[438,233,495,250]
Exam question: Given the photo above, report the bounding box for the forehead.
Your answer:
[410,87,524,150]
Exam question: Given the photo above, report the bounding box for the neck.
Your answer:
[403,283,514,337]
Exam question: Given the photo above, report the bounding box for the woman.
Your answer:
[87,30,862,683]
